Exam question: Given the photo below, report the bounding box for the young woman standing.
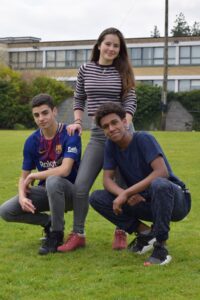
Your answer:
[57,27,137,252]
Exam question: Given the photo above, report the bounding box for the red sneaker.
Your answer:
[112,229,127,250]
[57,232,86,252]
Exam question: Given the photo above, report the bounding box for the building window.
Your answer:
[153,48,164,65]
[153,79,175,91]
[191,46,200,64]
[56,50,66,67]
[9,51,42,69]
[167,80,175,91]
[86,49,92,61]
[130,46,175,66]
[45,49,91,68]
[179,79,200,91]
[153,80,162,87]
[131,48,142,66]
[168,47,176,65]
[180,46,200,65]
[35,52,43,68]
[18,52,26,69]
[180,46,190,64]
[191,79,200,90]
[179,80,190,91]
[143,48,153,65]
[26,51,42,68]
[76,50,85,67]
[27,52,35,68]
[9,52,18,69]
[46,51,56,68]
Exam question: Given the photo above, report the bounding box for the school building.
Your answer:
[0,35,200,92]
[0,35,200,130]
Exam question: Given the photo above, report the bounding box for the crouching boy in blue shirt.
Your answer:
[89,102,191,266]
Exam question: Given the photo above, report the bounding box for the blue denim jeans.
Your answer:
[89,177,191,242]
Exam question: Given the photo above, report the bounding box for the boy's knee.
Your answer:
[0,204,11,221]
[150,177,171,193]
[89,191,97,206]
[46,175,60,191]
[89,191,102,208]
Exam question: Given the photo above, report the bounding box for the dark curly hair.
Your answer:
[95,102,126,127]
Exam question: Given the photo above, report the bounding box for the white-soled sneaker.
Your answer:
[144,241,172,266]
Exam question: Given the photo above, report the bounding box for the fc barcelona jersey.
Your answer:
[22,123,81,185]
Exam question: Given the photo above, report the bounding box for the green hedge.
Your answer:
[1,65,200,130]
[134,84,162,130]
[0,65,73,129]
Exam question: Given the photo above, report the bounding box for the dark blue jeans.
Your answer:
[89,177,191,242]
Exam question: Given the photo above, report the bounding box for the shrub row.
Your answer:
[1,65,200,130]
[135,84,200,130]
[0,65,73,129]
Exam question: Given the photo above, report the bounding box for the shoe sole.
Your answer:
[160,255,172,265]
[113,246,127,250]
[144,255,172,266]
[57,244,86,252]
[38,249,57,255]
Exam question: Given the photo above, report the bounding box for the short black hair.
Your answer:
[95,102,126,127]
[31,94,54,110]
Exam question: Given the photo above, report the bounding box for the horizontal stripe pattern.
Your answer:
[74,62,137,116]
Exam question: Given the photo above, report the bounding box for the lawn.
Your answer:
[0,130,199,300]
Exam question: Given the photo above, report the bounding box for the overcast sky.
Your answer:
[0,0,199,41]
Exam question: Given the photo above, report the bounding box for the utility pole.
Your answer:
[161,0,169,130]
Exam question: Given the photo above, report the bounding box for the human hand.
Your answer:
[19,197,36,213]
[66,124,82,136]
[113,193,128,215]
[127,194,145,206]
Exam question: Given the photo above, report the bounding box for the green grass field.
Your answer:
[0,130,199,300]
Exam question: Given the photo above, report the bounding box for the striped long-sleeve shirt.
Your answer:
[74,62,137,116]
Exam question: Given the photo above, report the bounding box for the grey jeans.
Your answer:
[73,123,133,233]
[0,176,74,232]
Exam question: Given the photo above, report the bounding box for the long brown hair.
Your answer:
[90,27,135,98]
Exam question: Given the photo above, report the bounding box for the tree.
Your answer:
[31,76,73,106]
[171,12,191,36]
[150,25,160,38]
[191,21,200,36]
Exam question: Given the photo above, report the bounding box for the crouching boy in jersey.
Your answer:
[0,94,81,255]
[89,102,191,266]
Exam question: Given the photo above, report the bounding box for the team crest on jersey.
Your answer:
[56,144,62,154]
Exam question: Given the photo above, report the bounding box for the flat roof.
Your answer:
[0,37,41,43]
